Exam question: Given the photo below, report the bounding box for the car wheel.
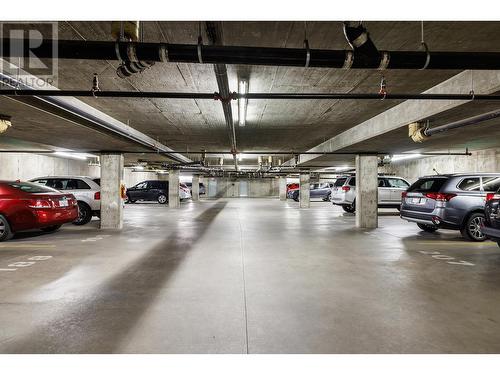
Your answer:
[157,194,168,204]
[342,202,355,213]
[322,192,331,202]
[0,214,14,242]
[293,193,299,202]
[417,223,438,232]
[73,202,92,226]
[461,212,486,242]
[41,225,62,233]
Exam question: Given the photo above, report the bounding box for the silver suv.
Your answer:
[31,176,101,225]
[400,173,500,241]
[331,175,410,213]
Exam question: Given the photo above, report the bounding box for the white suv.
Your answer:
[331,175,410,213]
[30,176,101,225]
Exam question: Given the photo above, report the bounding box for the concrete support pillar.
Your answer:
[192,174,200,201]
[100,153,124,230]
[299,173,310,208]
[279,177,287,201]
[168,169,180,208]
[355,155,378,229]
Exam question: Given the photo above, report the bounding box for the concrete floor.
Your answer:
[1,198,500,354]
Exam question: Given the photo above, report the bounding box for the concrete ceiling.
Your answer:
[2,21,500,167]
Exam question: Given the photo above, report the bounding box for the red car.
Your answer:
[287,183,299,192]
[0,181,79,241]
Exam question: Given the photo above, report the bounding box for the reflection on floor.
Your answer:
[0,198,499,353]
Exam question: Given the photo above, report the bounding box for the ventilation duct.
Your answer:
[0,114,12,134]
[408,122,428,143]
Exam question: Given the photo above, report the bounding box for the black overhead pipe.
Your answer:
[425,108,500,136]
[5,38,500,70]
[205,21,238,171]
[2,89,500,101]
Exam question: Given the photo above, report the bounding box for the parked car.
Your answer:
[185,182,206,195]
[286,183,299,193]
[482,187,500,247]
[30,176,101,225]
[0,181,78,241]
[287,182,333,202]
[331,175,410,213]
[400,173,500,241]
[180,183,192,200]
[126,180,191,204]
[126,180,169,204]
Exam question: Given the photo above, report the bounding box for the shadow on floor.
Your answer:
[2,201,227,354]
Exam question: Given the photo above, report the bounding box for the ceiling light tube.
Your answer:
[238,79,248,127]
[53,151,89,160]
[391,153,423,162]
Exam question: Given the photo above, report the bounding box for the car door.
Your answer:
[64,178,93,203]
[146,181,162,201]
[129,182,147,201]
[386,178,410,203]
[310,183,320,197]
[378,178,392,204]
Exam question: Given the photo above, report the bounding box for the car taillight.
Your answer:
[342,186,350,192]
[401,191,407,198]
[94,191,100,200]
[424,192,456,202]
[28,199,53,209]
[486,193,500,201]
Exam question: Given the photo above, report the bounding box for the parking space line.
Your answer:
[0,244,56,248]
[0,268,17,272]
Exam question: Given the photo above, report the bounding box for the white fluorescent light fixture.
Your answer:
[238,79,248,127]
[238,153,243,161]
[391,153,423,162]
[134,165,144,170]
[53,152,92,160]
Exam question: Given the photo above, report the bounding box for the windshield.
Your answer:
[334,178,347,187]
[408,178,447,193]
[9,182,60,194]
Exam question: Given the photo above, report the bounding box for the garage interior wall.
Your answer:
[380,148,500,183]
[206,177,280,198]
[0,153,157,187]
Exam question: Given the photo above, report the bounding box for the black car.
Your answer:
[126,180,169,204]
[482,189,500,247]
[185,182,206,195]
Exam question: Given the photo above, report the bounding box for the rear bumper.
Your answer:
[481,224,500,242]
[34,207,79,227]
[400,210,458,229]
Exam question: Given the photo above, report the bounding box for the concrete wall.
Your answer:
[0,153,156,187]
[380,148,500,183]
[206,177,280,198]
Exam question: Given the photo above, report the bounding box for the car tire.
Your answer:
[41,225,62,233]
[73,202,92,226]
[0,214,14,242]
[157,194,168,204]
[342,202,355,213]
[293,193,299,202]
[417,223,438,232]
[322,192,331,202]
[461,212,486,242]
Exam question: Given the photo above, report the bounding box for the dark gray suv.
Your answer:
[400,173,500,241]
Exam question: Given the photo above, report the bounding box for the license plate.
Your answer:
[407,197,426,205]
[59,199,69,207]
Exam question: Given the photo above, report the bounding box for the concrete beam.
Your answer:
[299,173,310,208]
[355,155,378,229]
[299,70,500,165]
[192,175,200,201]
[279,177,287,201]
[168,170,180,208]
[100,153,124,230]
